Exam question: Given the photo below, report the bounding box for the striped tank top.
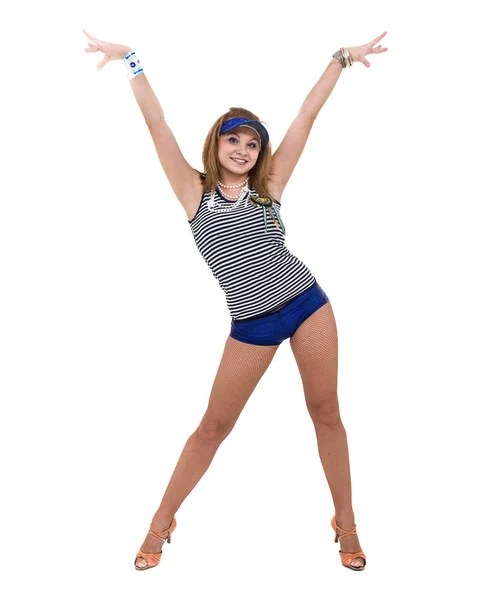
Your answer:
[188,186,316,321]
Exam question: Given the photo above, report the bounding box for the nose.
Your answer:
[235,142,249,155]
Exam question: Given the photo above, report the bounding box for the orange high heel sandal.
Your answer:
[331,515,366,571]
[134,516,177,571]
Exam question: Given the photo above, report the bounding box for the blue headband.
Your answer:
[220,117,269,148]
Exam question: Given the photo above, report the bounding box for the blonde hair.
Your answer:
[193,107,274,200]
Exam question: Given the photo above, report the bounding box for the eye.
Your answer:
[227,136,258,149]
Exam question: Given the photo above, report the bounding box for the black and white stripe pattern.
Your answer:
[188,186,316,321]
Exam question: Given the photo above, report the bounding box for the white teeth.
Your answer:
[232,158,246,164]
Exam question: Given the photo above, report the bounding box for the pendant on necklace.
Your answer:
[248,194,285,233]
[249,195,273,208]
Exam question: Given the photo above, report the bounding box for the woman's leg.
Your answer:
[289,301,364,568]
[135,335,280,568]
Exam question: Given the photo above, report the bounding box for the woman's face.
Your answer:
[217,126,261,180]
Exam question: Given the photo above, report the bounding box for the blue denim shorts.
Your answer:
[230,281,329,346]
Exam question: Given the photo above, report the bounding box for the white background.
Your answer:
[1,0,478,597]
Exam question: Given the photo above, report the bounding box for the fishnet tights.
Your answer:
[289,301,364,566]
[135,336,279,568]
[137,301,363,568]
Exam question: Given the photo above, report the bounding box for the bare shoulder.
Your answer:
[179,173,206,221]
[267,175,285,204]
[181,175,282,219]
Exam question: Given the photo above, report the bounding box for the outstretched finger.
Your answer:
[84,46,99,53]
[83,29,102,44]
[371,30,387,46]
[96,56,111,71]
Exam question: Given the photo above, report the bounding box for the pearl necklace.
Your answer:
[217,176,249,200]
[207,185,252,213]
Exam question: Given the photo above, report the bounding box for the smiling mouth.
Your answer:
[231,158,247,164]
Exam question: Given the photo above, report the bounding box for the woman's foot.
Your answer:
[134,519,173,570]
[334,515,365,569]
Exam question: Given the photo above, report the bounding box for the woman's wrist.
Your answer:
[332,47,353,68]
[124,49,143,80]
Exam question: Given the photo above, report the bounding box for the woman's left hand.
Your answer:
[346,31,388,68]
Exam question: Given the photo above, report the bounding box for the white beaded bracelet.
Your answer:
[123,50,143,80]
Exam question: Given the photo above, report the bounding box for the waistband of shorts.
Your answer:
[231,279,317,323]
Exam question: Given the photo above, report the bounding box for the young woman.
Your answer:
[83,28,388,572]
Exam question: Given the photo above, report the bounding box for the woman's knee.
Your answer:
[307,392,341,426]
[195,417,235,443]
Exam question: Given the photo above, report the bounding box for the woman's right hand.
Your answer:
[83,29,132,71]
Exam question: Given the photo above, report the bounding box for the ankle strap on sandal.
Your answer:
[148,528,169,542]
[334,518,357,540]
[147,516,175,542]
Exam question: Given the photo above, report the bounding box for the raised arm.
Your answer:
[270,33,388,196]
[129,72,200,210]
[270,58,343,193]
[83,30,200,216]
